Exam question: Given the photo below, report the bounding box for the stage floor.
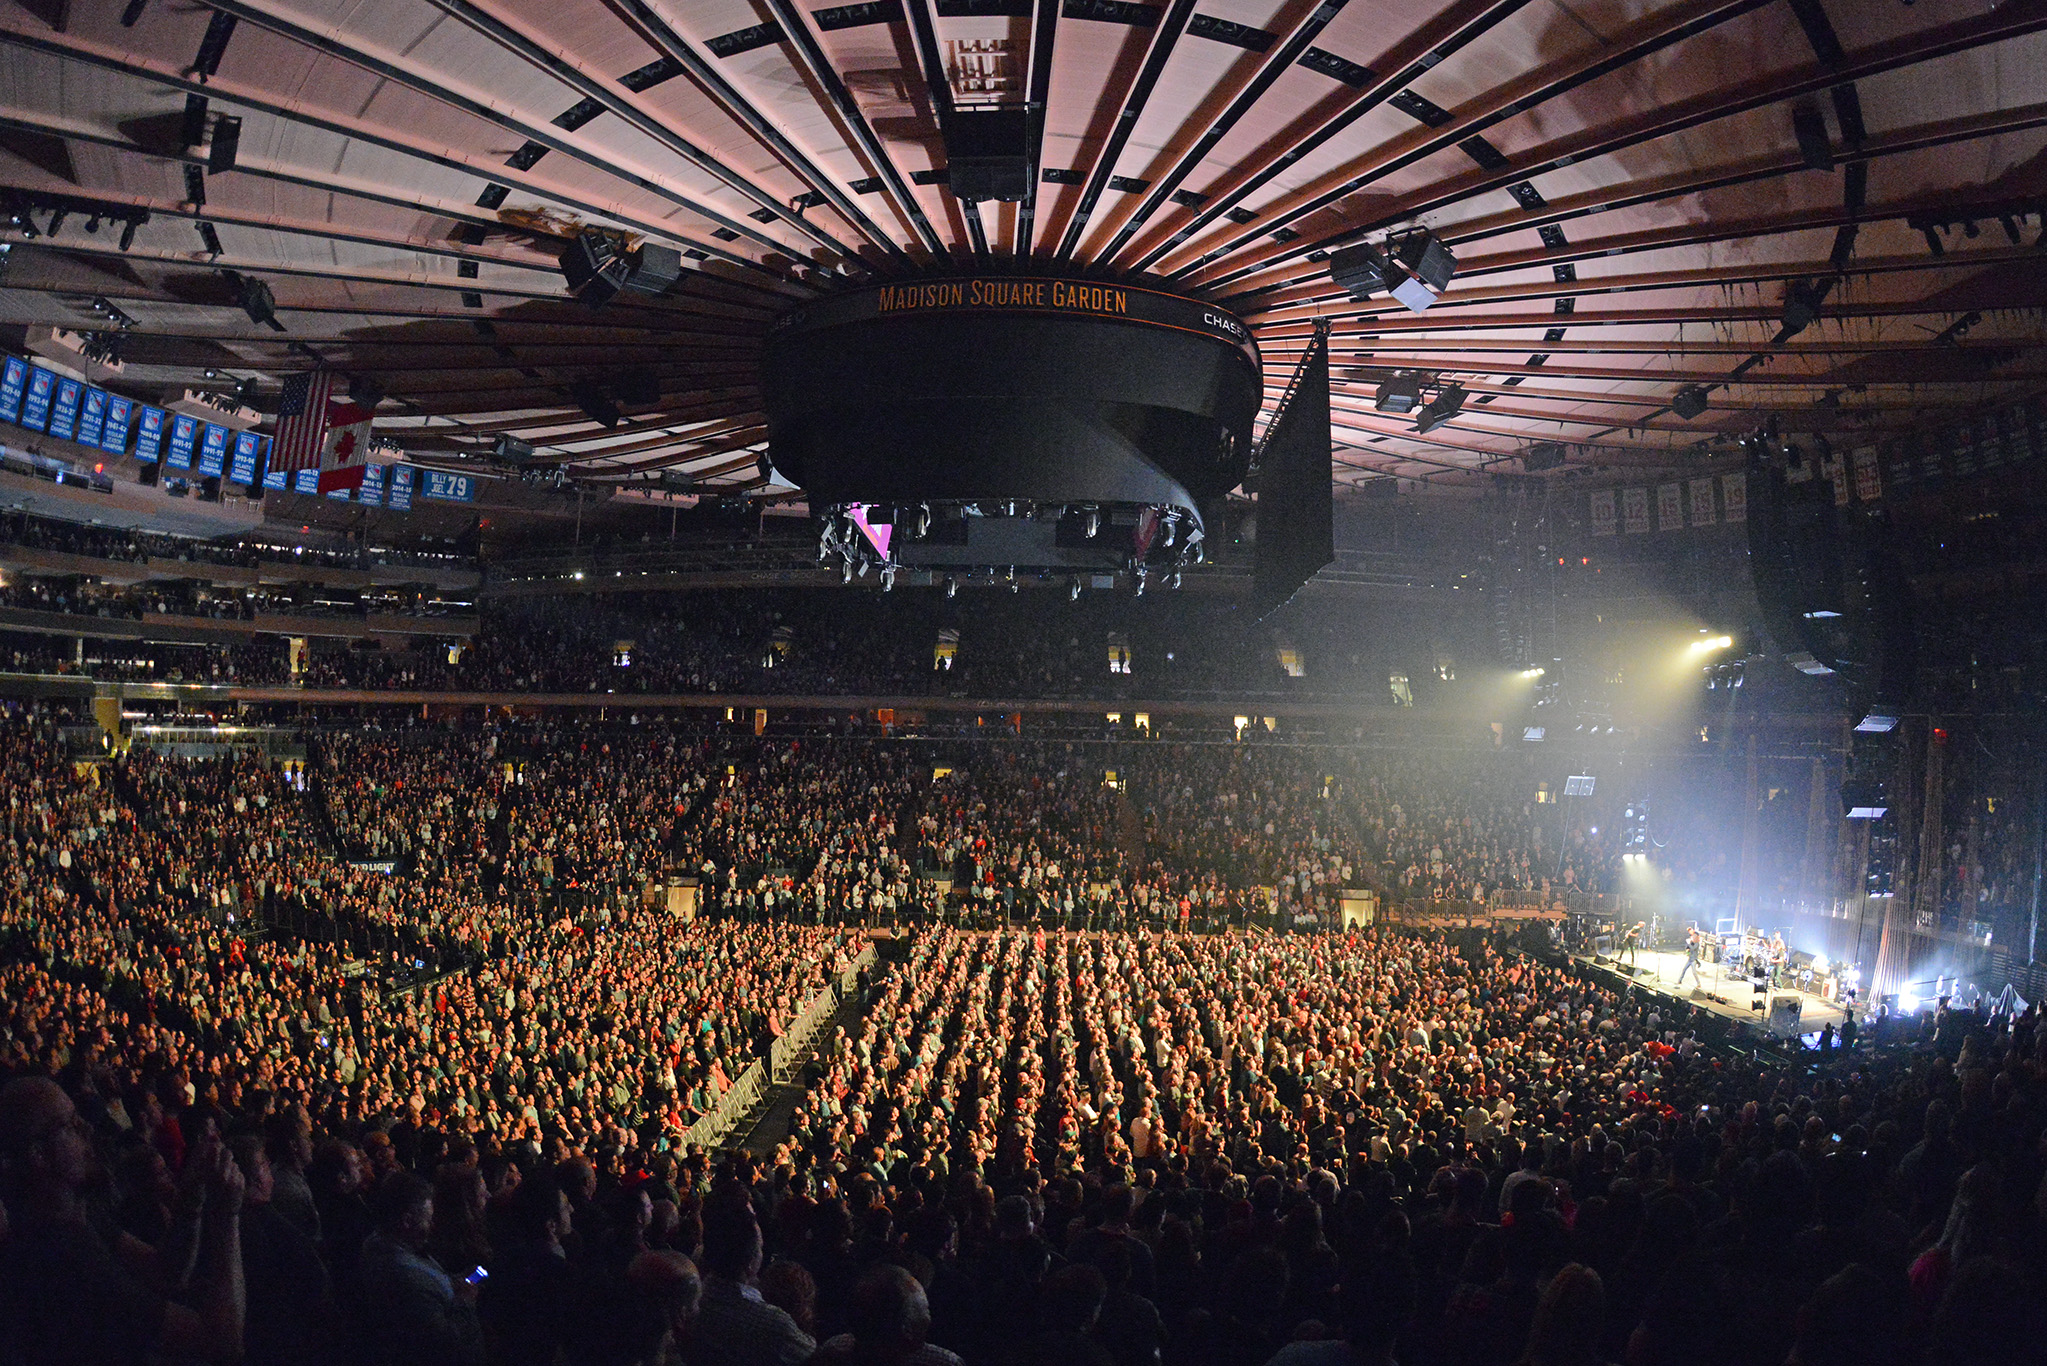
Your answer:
[1582,946,1852,1037]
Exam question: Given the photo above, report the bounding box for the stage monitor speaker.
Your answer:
[1522,441,1565,472]
[944,108,1030,203]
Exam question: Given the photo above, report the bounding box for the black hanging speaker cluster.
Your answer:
[944,108,1030,203]
[560,230,682,308]
[1327,230,1457,312]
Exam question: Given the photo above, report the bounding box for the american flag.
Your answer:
[271,368,335,473]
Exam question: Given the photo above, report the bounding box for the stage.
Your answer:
[1578,946,1853,1039]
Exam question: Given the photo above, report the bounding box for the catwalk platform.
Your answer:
[1577,946,1853,1039]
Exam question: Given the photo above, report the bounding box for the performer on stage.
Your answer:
[1620,920,1644,970]
[1676,925,1702,988]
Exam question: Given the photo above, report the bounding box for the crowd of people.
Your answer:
[0,713,2042,1366]
[1,576,1431,703]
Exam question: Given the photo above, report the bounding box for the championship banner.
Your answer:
[1589,488,1616,536]
[358,463,385,506]
[1721,471,1746,523]
[230,430,263,485]
[47,376,83,441]
[1851,447,1881,502]
[134,405,166,462]
[388,463,414,511]
[197,422,231,478]
[1688,477,1716,526]
[1656,482,1683,531]
[166,412,199,469]
[0,356,25,423]
[1622,487,1650,534]
[76,388,108,448]
[101,395,134,455]
[20,366,57,431]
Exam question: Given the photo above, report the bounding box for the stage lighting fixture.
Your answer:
[1328,242,1390,300]
[1671,385,1710,420]
[1414,384,1465,434]
[1375,373,1421,414]
[1070,578,1082,601]
[1520,667,1545,679]
[945,575,958,599]
[493,434,537,464]
[1083,507,1101,538]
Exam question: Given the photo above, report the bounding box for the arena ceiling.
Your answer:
[0,0,2044,495]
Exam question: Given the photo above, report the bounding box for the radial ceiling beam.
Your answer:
[1255,295,2047,339]
[1441,102,2047,254]
[1294,337,2034,357]
[0,235,778,355]
[0,108,786,317]
[388,390,759,440]
[564,433,770,477]
[194,0,829,271]
[1448,197,2045,285]
[902,0,988,259]
[0,18,805,293]
[1052,0,1200,261]
[1241,244,2045,320]
[1231,103,2047,309]
[1014,0,1060,257]
[1156,0,1773,279]
[1087,0,1350,266]
[1271,353,2047,387]
[1120,0,1535,274]
[0,176,565,279]
[411,0,883,268]
[1184,2,2047,288]
[600,0,911,267]
[760,0,950,260]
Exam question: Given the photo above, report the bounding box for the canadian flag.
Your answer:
[317,400,376,493]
